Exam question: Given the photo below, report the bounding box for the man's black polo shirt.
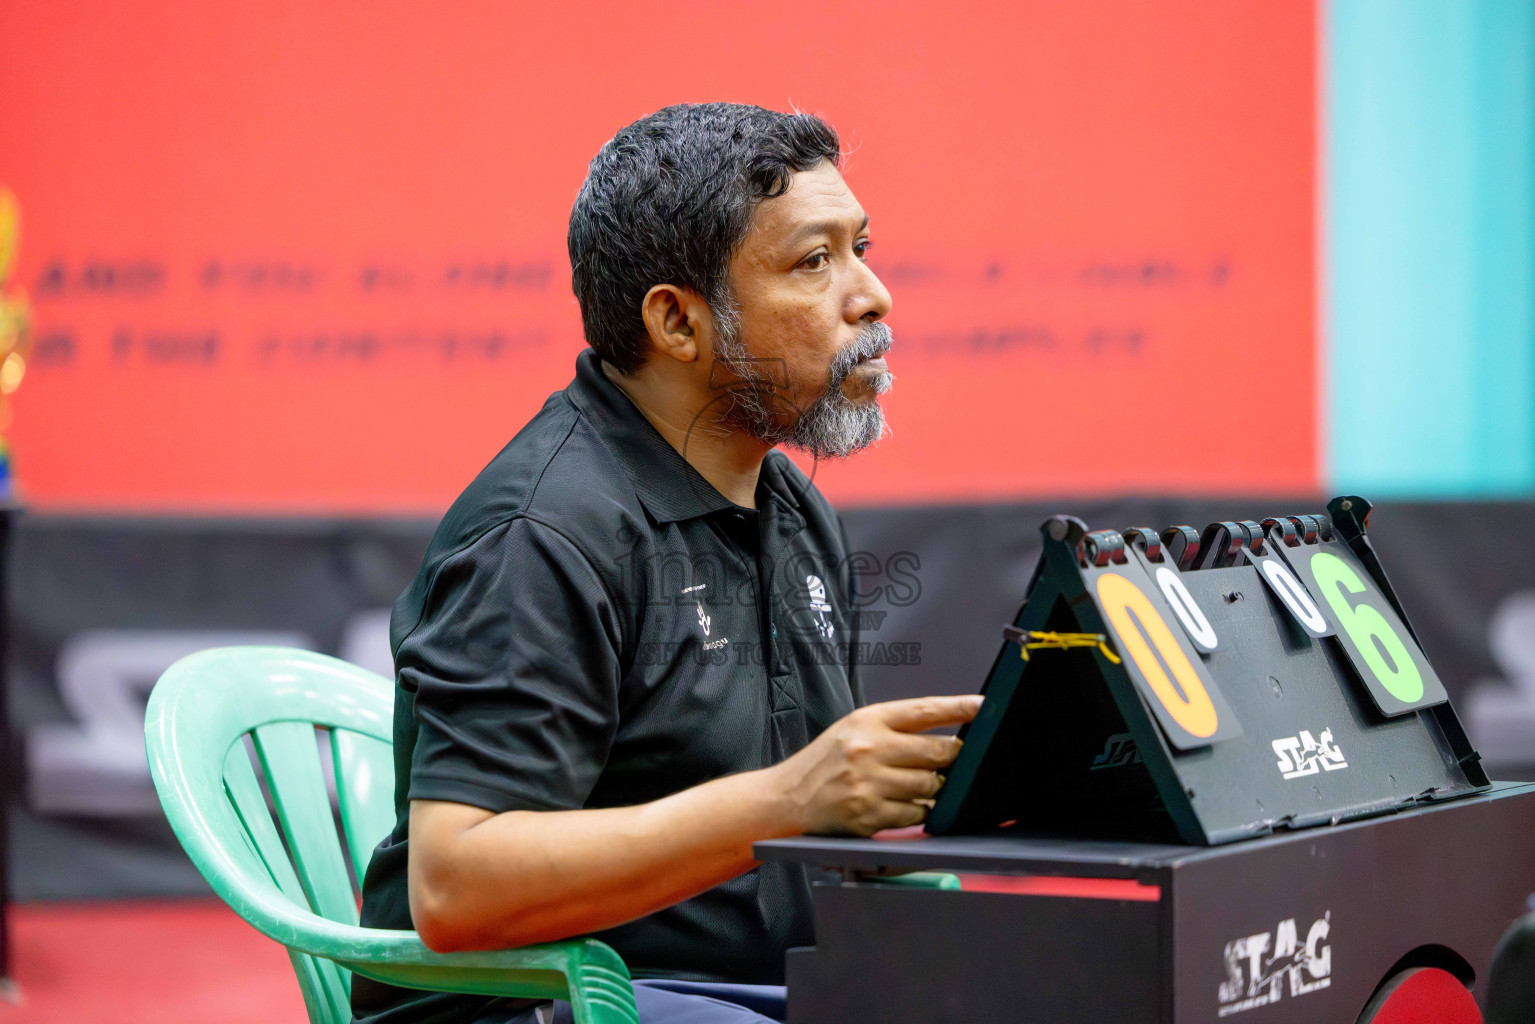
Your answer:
[353,348,863,1024]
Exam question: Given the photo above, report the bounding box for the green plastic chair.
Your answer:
[145,646,639,1024]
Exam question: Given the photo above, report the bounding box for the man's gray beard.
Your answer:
[711,307,894,460]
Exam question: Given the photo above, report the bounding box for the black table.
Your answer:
[757,782,1535,1023]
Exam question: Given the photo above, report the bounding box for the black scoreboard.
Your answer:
[928,495,1490,846]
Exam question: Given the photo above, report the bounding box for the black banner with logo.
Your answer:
[8,499,1534,898]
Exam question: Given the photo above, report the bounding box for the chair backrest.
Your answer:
[146,646,399,1024]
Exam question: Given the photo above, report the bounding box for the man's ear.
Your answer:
[641,284,712,363]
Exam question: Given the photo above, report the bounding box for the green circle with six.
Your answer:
[1309,550,1424,703]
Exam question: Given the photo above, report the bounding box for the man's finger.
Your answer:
[873,799,929,832]
[873,695,983,733]
[876,766,946,802]
[880,732,964,770]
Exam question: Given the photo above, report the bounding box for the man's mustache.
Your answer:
[832,321,894,377]
[712,320,894,394]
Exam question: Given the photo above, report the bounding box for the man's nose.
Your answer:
[848,258,893,323]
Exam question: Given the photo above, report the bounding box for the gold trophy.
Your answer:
[0,187,29,496]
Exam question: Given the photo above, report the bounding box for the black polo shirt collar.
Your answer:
[564,347,806,533]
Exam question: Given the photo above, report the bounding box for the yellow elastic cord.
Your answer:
[1015,630,1122,665]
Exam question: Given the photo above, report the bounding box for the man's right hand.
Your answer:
[769,695,983,836]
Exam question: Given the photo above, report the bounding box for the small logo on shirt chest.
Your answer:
[805,575,836,640]
[683,583,730,650]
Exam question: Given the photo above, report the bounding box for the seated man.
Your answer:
[354,102,979,1024]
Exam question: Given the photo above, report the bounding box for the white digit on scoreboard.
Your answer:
[1255,554,1332,637]
[1155,566,1218,651]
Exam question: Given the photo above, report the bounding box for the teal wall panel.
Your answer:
[1326,0,1534,496]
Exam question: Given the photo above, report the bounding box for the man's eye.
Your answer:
[801,252,829,271]
[854,240,873,261]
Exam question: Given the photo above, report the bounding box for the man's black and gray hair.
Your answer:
[569,103,842,374]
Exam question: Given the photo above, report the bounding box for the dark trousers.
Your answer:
[513,981,787,1024]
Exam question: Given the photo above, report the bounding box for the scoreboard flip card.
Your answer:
[1123,531,1218,654]
[1076,527,1241,750]
[927,497,1488,846]
[1269,515,1449,717]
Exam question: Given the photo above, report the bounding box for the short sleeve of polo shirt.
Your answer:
[397,516,624,814]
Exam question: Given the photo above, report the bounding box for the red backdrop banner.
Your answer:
[0,1,1315,513]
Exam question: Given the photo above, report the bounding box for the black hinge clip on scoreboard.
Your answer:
[927,495,1490,846]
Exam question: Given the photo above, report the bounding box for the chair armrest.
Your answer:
[295,927,639,1024]
[858,870,961,890]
